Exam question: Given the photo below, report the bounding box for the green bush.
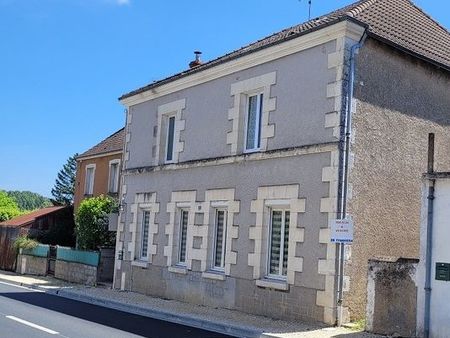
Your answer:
[13,236,39,252]
[0,191,21,222]
[75,195,116,250]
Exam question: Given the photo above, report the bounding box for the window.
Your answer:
[178,209,189,265]
[84,165,95,195]
[165,116,176,163]
[108,160,120,193]
[268,209,290,279]
[245,93,263,152]
[213,209,227,270]
[140,210,151,260]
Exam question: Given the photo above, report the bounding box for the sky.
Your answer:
[0,0,449,198]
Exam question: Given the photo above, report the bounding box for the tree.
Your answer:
[75,195,116,250]
[0,191,21,222]
[7,191,51,211]
[51,154,78,205]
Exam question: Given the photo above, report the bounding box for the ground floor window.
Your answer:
[213,209,227,270]
[140,210,151,260]
[268,209,290,278]
[178,209,189,265]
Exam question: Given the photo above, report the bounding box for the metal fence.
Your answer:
[22,244,50,258]
[56,246,100,267]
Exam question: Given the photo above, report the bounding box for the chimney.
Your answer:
[189,51,202,68]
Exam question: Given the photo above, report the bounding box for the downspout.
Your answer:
[336,31,367,326]
[424,133,435,338]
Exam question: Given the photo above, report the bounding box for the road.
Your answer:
[0,281,234,338]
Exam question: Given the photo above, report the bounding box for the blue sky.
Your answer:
[0,0,448,197]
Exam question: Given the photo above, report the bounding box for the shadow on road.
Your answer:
[0,291,233,338]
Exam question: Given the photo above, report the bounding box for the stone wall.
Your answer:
[55,260,97,286]
[16,254,47,276]
[366,258,418,337]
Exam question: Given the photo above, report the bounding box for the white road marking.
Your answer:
[6,315,59,335]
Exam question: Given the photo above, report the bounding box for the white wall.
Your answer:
[417,178,450,338]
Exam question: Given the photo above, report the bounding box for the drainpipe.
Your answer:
[424,133,435,338]
[336,31,367,326]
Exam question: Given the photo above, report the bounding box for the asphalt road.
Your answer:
[0,281,234,338]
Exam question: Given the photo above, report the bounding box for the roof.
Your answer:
[120,0,450,101]
[0,206,66,228]
[77,128,125,159]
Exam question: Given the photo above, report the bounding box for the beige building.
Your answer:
[74,128,124,211]
[114,0,450,325]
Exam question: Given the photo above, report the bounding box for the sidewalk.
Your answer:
[0,270,384,338]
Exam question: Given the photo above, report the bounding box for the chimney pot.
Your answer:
[189,51,203,68]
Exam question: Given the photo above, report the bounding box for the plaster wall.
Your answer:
[125,41,337,169]
[348,38,450,319]
[74,153,122,211]
[417,179,450,338]
[116,152,333,322]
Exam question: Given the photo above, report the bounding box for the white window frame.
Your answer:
[212,208,228,272]
[108,159,121,193]
[84,164,96,195]
[177,208,189,266]
[165,115,176,164]
[267,208,290,281]
[139,210,151,260]
[244,92,263,153]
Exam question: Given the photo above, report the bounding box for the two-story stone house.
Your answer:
[114,0,450,324]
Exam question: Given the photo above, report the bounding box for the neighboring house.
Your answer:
[115,0,450,325]
[74,128,125,211]
[0,206,71,237]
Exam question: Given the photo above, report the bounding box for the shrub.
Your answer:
[75,195,116,250]
[13,236,39,252]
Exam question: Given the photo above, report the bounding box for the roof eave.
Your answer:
[118,16,364,102]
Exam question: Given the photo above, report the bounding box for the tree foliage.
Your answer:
[51,154,78,205]
[7,191,52,211]
[75,195,116,250]
[0,191,21,222]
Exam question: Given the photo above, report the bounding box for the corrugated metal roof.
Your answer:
[0,206,66,227]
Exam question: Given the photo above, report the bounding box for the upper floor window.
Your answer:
[108,160,120,194]
[245,93,263,152]
[84,164,95,195]
[165,115,176,163]
[268,209,290,279]
[155,99,186,166]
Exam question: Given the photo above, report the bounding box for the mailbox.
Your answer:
[435,262,450,281]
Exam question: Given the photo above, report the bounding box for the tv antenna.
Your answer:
[299,0,312,20]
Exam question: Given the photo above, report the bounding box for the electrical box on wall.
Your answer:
[435,262,450,281]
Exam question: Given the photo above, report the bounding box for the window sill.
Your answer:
[168,266,187,274]
[202,271,226,281]
[256,278,289,291]
[131,260,149,268]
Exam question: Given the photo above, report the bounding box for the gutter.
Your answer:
[336,30,367,326]
[424,133,435,338]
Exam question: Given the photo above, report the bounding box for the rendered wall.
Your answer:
[348,38,450,319]
[74,153,122,211]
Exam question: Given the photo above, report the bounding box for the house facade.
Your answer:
[74,128,125,211]
[114,0,450,324]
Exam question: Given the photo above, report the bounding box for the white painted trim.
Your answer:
[202,271,226,281]
[120,21,365,106]
[84,164,96,195]
[255,278,289,291]
[131,260,148,268]
[108,159,121,193]
[77,151,122,161]
[168,265,187,274]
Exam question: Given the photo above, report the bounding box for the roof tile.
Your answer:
[77,128,125,159]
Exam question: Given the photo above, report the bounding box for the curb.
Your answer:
[0,276,260,338]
